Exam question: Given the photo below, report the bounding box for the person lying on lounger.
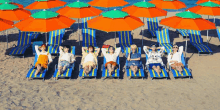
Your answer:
[143,44,165,75]
[126,44,141,75]
[34,44,52,75]
[168,45,184,73]
[102,46,121,76]
[81,46,100,75]
[58,45,75,75]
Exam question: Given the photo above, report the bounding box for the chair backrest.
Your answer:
[82,17,93,29]
[17,31,32,46]
[48,29,65,45]
[216,29,220,41]
[156,28,170,44]
[147,17,159,31]
[125,47,141,56]
[33,53,39,66]
[177,29,188,36]
[188,30,203,43]
[103,48,120,64]
[181,53,186,66]
[118,31,133,52]
[30,32,40,39]
[82,29,96,47]
[58,46,75,64]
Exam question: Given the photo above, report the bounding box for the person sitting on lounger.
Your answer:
[81,46,100,75]
[168,45,184,73]
[34,44,52,75]
[58,45,75,75]
[143,44,165,74]
[102,46,121,76]
[126,44,141,75]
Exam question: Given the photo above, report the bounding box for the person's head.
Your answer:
[108,46,115,54]
[172,44,179,52]
[150,44,157,51]
[63,45,70,53]
[88,45,94,53]
[39,44,46,51]
[130,44,137,53]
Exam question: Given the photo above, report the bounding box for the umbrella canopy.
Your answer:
[25,0,66,10]
[149,0,187,10]
[0,3,31,21]
[122,1,167,18]
[14,10,76,32]
[160,11,216,30]
[0,18,13,31]
[187,1,220,16]
[57,1,102,18]
[88,10,144,32]
[0,0,23,8]
[88,0,129,8]
[196,0,220,5]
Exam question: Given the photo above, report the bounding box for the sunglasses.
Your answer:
[173,46,178,48]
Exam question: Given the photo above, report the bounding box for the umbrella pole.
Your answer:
[45,33,47,44]
[6,30,8,49]
[214,16,215,23]
[115,32,116,47]
[78,18,80,45]
[142,17,144,45]
[184,30,188,64]
[207,30,209,45]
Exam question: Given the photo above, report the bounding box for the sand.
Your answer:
[0,12,220,110]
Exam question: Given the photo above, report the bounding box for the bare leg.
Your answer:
[34,64,41,75]
[157,66,161,73]
[176,66,183,73]
[107,64,112,76]
[58,66,62,75]
[152,66,158,73]
[111,65,116,74]
[133,66,138,75]
[83,66,89,75]
[63,66,67,72]
[88,65,92,74]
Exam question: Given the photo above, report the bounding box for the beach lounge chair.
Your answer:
[53,46,75,80]
[147,17,159,38]
[9,31,33,57]
[125,47,145,79]
[79,47,98,79]
[26,53,50,81]
[117,31,133,53]
[188,30,212,55]
[170,53,192,79]
[145,49,168,80]
[216,28,220,41]
[47,29,65,54]
[101,48,120,79]
[176,29,188,39]
[82,29,97,47]
[82,17,93,29]
[156,28,172,54]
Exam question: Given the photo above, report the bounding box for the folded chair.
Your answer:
[79,47,98,79]
[26,54,50,81]
[188,30,212,55]
[125,47,145,79]
[170,53,192,79]
[82,29,97,47]
[145,49,168,80]
[156,28,173,54]
[147,17,159,38]
[53,46,75,80]
[47,29,65,54]
[9,31,33,57]
[176,29,188,39]
[117,31,133,53]
[82,17,93,29]
[101,48,120,79]
[216,28,220,41]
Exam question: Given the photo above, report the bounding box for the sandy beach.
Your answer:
[0,12,220,110]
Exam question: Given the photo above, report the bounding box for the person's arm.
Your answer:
[143,46,150,55]
[48,53,53,63]
[101,48,107,56]
[127,53,131,61]
[70,54,75,63]
[95,48,100,56]
[167,53,171,64]
[179,46,184,54]
[59,46,64,55]
[82,47,87,55]
[35,45,40,55]
[114,47,121,56]
[130,53,141,61]
[158,46,165,54]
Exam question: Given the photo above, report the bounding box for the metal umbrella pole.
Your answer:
[184,30,188,63]
[6,30,8,49]
[142,17,144,45]
[45,32,47,44]
[115,32,116,47]
[207,30,209,45]
[78,18,80,45]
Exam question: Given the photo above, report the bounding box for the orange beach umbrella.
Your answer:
[149,0,187,10]
[88,0,128,8]
[25,0,66,10]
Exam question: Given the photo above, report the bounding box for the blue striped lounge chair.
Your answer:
[79,47,98,79]
[117,31,133,53]
[147,17,159,38]
[53,46,75,80]
[9,31,33,57]
[156,28,173,54]
[26,54,50,81]
[216,28,220,41]
[170,53,192,79]
[47,29,65,54]
[145,49,168,80]
[29,32,40,40]
[125,47,145,79]
[101,48,120,79]
[176,29,188,39]
[82,17,93,29]
[82,29,97,47]
[188,30,212,55]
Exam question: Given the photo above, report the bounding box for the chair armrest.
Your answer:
[55,64,57,71]
[13,44,17,47]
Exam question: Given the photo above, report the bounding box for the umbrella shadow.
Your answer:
[0,33,20,43]
[200,29,219,38]
[206,18,220,27]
